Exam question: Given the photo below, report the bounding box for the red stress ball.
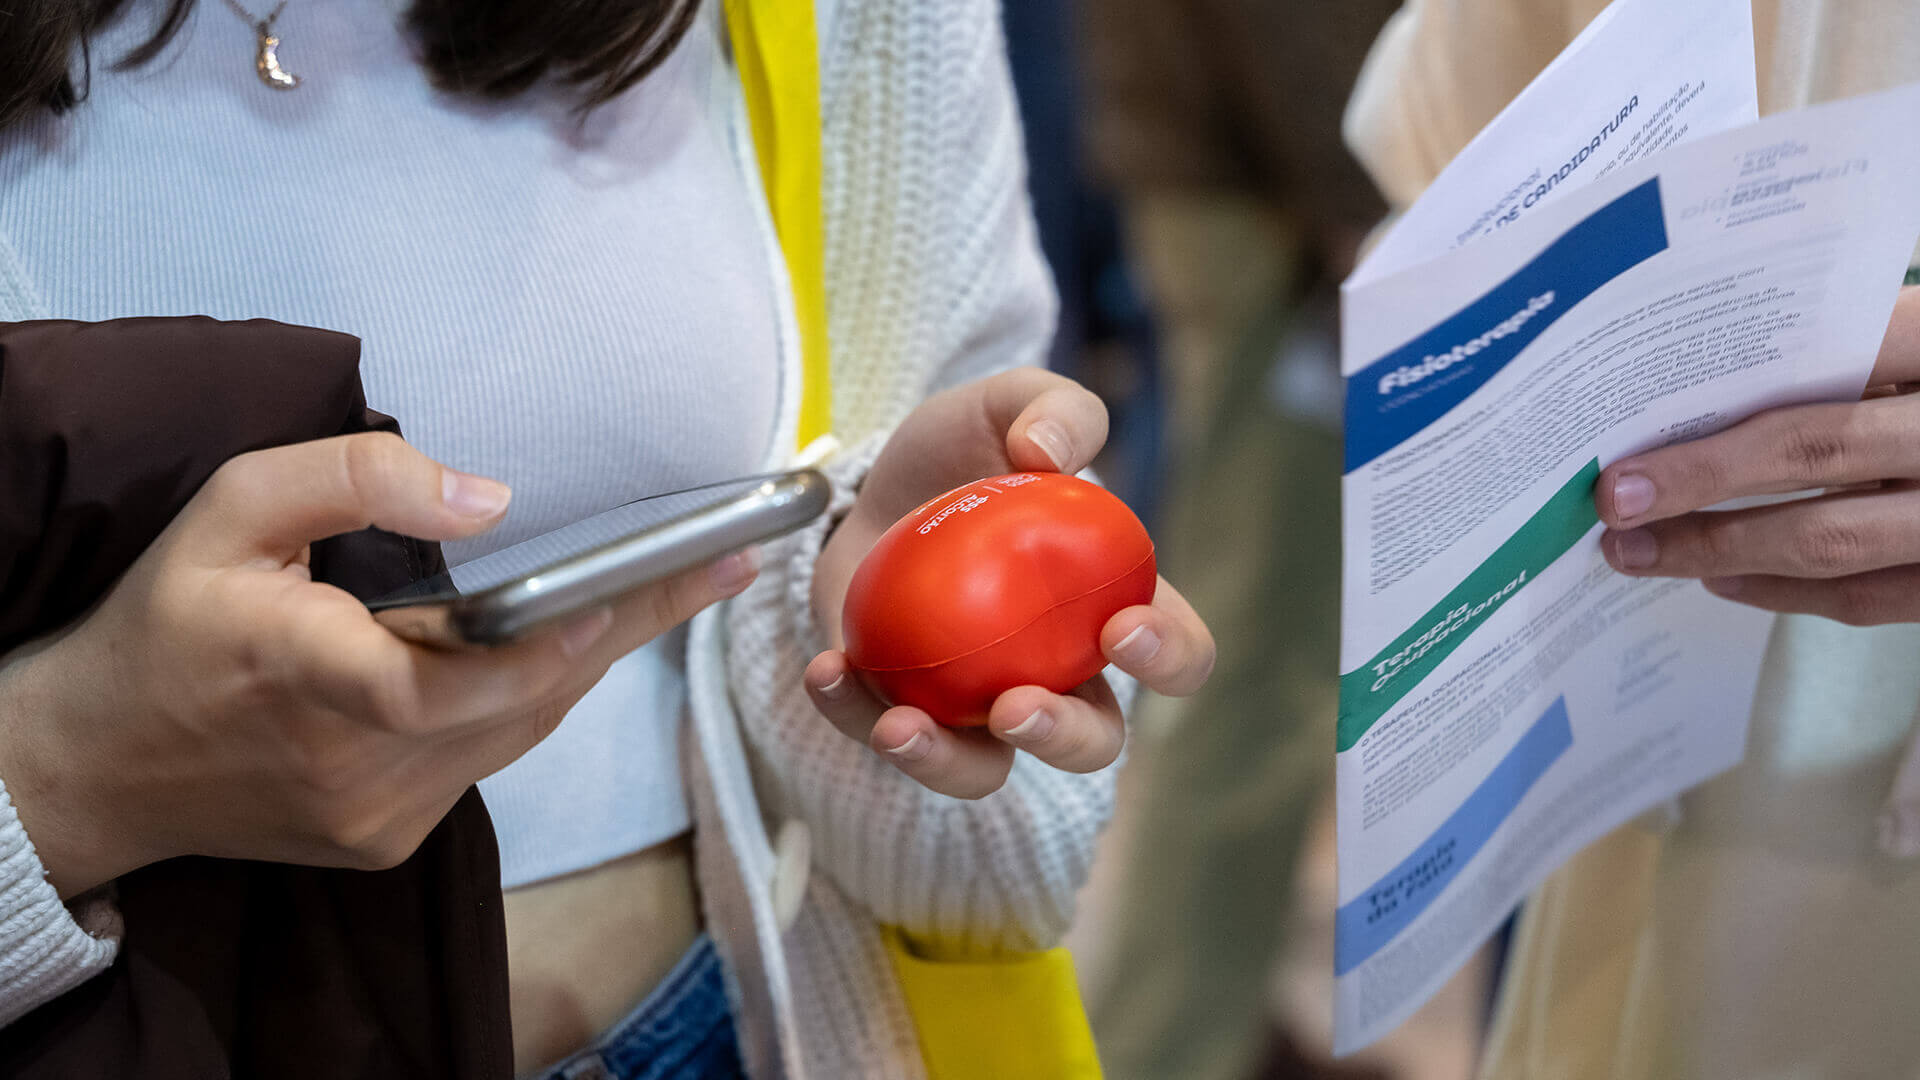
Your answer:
[842,472,1157,727]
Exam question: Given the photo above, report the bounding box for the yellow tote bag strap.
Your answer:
[882,928,1104,1080]
[721,0,833,457]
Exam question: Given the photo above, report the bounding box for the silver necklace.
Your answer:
[218,0,301,89]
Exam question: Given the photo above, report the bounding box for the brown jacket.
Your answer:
[0,317,512,1079]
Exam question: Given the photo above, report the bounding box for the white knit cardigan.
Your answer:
[0,0,1118,1076]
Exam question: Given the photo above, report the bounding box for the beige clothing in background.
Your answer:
[1078,4,1398,1078]
[1346,3,1920,1078]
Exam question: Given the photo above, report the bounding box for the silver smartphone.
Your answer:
[367,469,830,647]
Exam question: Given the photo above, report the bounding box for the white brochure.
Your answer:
[1351,0,1758,288]
[1334,0,1920,1054]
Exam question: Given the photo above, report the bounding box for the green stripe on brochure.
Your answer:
[1337,459,1600,752]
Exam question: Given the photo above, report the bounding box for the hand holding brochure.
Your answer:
[1335,0,1920,1053]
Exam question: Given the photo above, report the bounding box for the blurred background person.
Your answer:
[1000,0,1164,521]
[1060,2,1405,1078]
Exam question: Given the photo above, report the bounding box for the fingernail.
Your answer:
[1613,473,1656,519]
[1112,624,1162,667]
[1004,708,1055,743]
[442,469,512,519]
[818,673,850,700]
[709,546,763,596]
[1704,576,1744,598]
[1026,419,1073,471]
[1613,528,1658,570]
[560,608,613,658]
[883,732,931,762]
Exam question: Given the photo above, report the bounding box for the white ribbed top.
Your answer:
[0,0,780,888]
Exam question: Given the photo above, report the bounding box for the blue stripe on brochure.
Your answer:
[1344,178,1668,472]
[1334,696,1573,975]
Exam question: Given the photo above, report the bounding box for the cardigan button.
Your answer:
[771,818,811,933]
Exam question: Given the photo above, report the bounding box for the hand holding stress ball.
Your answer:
[841,473,1157,726]
[805,366,1213,799]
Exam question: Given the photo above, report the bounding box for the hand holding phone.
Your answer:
[369,469,830,647]
[0,434,767,896]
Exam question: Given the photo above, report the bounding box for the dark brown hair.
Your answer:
[0,0,698,130]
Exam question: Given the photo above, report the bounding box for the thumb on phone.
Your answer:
[182,432,511,565]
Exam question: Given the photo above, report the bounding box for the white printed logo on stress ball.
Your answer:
[917,492,992,535]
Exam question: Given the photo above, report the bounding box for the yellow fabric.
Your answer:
[883,928,1104,1080]
[721,0,833,453]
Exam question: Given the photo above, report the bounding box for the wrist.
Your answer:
[0,644,137,898]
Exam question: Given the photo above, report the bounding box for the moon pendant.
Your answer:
[255,29,301,90]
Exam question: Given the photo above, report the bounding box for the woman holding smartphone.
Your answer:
[0,0,1217,1075]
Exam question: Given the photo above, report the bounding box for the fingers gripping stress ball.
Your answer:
[842,473,1157,726]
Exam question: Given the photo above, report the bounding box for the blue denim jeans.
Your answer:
[531,934,745,1080]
